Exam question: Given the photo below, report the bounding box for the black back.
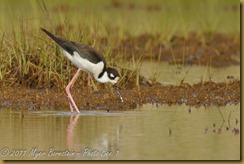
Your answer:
[41,28,106,64]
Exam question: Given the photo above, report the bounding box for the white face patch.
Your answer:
[110,73,115,78]
[113,77,119,84]
[109,76,119,84]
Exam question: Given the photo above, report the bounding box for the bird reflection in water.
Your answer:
[66,114,80,150]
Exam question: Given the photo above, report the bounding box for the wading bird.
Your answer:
[41,28,124,113]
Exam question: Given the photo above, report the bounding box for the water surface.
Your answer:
[140,61,240,85]
[0,104,240,160]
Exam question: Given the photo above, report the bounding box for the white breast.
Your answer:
[62,49,104,78]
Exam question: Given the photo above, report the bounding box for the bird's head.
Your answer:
[105,67,120,84]
[97,67,120,84]
[97,67,124,104]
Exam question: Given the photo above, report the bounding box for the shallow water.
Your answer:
[0,104,240,160]
[140,61,240,85]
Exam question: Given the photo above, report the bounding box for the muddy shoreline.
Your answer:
[110,32,240,67]
[0,80,240,111]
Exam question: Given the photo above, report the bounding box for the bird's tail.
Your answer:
[40,27,63,46]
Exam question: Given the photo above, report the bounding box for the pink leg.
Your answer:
[68,99,74,113]
[66,68,81,113]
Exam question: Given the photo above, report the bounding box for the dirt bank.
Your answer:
[0,80,239,111]
[109,32,240,67]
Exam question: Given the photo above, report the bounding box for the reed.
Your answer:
[0,0,239,90]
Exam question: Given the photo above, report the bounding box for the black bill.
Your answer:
[114,84,124,105]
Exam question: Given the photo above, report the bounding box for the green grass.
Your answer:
[0,0,240,89]
[0,0,239,34]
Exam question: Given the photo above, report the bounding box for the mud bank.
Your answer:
[0,80,239,111]
[111,32,240,67]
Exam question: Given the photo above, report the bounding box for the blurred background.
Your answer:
[0,0,240,89]
[0,0,241,162]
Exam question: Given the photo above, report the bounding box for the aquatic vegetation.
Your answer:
[0,0,240,90]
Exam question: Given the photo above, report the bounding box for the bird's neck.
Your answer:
[95,70,110,83]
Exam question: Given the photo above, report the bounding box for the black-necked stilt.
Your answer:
[41,28,124,113]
